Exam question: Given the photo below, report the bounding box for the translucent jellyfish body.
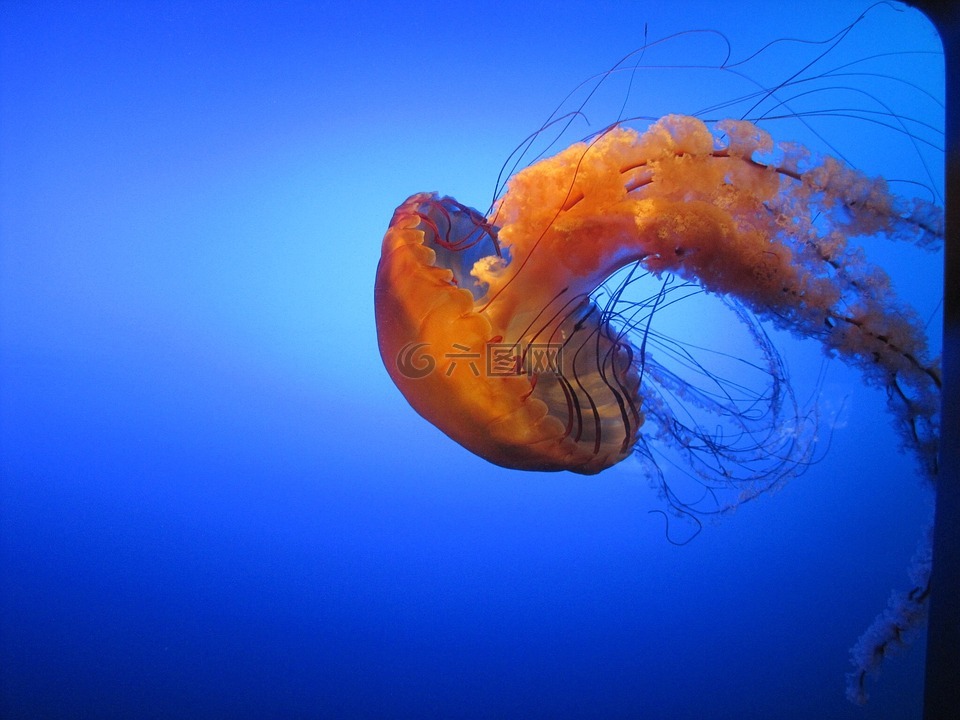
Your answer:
[375,116,941,480]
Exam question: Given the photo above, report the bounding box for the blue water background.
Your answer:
[0,1,944,718]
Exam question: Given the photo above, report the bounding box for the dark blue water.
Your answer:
[1,2,943,718]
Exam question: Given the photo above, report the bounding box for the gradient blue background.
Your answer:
[0,1,945,718]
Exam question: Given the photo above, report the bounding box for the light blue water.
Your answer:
[0,1,944,718]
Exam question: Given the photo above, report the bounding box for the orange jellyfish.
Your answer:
[374,9,943,706]
[376,116,941,478]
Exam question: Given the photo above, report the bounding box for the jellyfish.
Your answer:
[376,116,941,473]
[374,6,943,705]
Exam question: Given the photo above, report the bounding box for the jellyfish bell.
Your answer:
[376,191,645,475]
